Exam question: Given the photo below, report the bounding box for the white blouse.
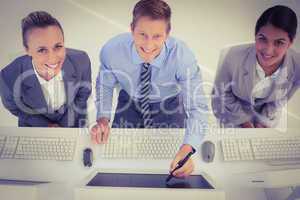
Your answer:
[32,62,66,111]
[252,61,281,99]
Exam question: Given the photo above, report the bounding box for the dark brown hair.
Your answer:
[22,11,64,48]
[131,0,171,33]
[255,5,297,42]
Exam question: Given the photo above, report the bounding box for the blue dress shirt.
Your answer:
[96,33,208,148]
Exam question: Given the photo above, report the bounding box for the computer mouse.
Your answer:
[83,148,93,167]
[201,141,215,163]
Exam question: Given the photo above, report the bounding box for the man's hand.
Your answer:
[90,117,110,144]
[169,144,194,178]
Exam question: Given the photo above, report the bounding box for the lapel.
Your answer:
[61,54,77,107]
[21,57,48,114]
[235,46,257,103]
[21,53,77,117]
[263,50,294,102]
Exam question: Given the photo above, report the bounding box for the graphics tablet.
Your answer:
[86,173,214,189]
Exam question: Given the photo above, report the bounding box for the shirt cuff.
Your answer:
[183,118,207,149]
[96,111,111,121]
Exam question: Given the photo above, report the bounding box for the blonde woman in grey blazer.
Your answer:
[212,5,300,128]
[0,11,92,127]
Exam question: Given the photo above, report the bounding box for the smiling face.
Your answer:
[26,25,65,81]
[131,16,169,63]
[255,24,293,71]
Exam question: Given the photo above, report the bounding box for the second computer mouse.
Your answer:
[201,141,215,163]
[83,148,93,167]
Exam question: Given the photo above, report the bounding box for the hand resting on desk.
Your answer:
[90,117,110,144]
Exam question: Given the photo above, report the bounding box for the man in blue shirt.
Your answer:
[91,0,208,178]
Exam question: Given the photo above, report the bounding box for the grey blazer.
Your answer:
[211,43,300,127]
[0,48,92,127]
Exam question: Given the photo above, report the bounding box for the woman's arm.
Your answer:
[0,70,51,127]
[211,47,253,127]
[58,51,92,127]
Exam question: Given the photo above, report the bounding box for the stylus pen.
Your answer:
[166,148,196,183]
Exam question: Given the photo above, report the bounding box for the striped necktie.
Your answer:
[139,63,153,128]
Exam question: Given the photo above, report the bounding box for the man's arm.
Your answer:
[95,51,118,121]
[91,48,118,143]
[177,61,208,149]
[170,49,208,178]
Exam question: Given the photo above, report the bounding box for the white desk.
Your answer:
[0,127,299,200]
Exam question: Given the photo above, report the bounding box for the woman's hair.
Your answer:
[21,11,64,48]
[131,0,171,33]
[255,5,298,41]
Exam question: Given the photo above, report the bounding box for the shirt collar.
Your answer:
[32,60,63,84]
[256,61,282,80]
[131,40,167,69]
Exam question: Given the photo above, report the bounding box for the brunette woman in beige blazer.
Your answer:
[212,5,300,128]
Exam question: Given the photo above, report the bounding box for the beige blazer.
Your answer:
[211,43,300,127]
